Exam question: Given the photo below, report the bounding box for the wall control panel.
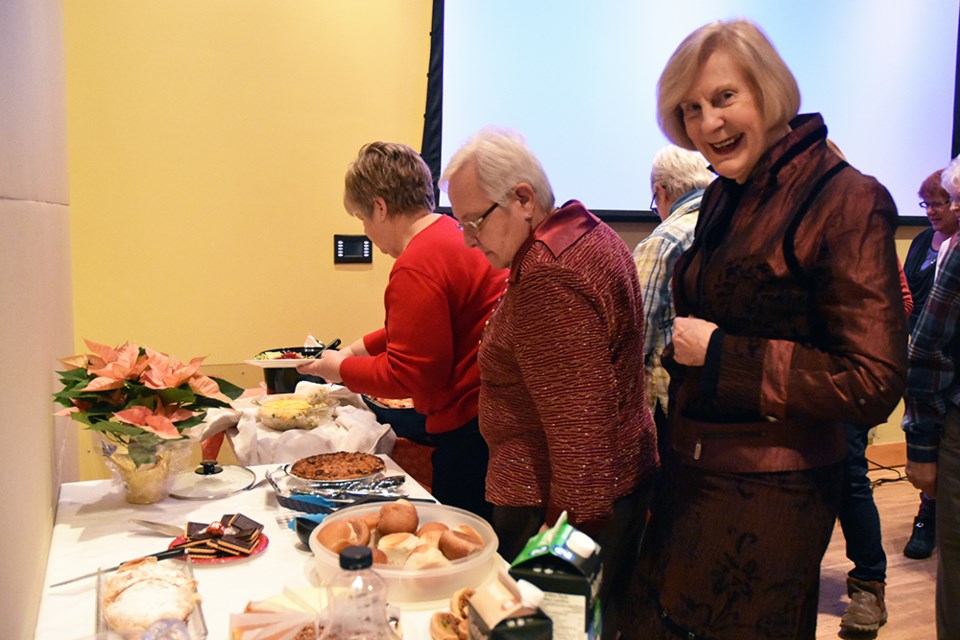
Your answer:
[334,234,373,264]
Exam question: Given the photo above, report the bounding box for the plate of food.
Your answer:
[169,534,269,565]
[245,347,320,369]
[284,452,387,483]
[167,513,268,564]
[97,557,207,638]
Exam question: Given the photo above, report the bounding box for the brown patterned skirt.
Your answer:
[620,459,843,640]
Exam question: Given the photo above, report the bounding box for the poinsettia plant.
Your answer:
[53,339,243,466]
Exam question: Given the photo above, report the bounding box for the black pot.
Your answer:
[360,396,435,445]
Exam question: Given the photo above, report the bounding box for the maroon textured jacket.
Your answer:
[669,113,908,472]
[478,201,658,530]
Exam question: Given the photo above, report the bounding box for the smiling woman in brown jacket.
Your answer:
[623,19,907,640]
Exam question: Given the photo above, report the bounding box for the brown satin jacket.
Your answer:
[667,113,908,472]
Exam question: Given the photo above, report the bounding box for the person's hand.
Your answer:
[906,459,938,498]
[297,349,347,383]
[672,316,718,366]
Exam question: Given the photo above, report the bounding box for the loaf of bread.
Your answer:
[101,557,199,634]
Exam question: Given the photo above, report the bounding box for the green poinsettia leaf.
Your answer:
[175,414,205,431]
[128,438,161,466]
[86,421,144,438]
[154,386,196,405]
[211,376,245,401]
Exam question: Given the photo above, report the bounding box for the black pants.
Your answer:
[380,408,492,523]
[493,476,655,638]
[428,418,493,523]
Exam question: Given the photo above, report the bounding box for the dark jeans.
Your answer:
[839,422,887,583]
[428,417,493,523]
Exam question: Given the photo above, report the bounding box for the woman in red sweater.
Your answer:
[299,141,506,519]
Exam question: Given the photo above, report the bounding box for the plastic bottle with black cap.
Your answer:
[319,545,399,640]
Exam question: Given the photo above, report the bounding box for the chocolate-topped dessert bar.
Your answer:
[173,513,264,559]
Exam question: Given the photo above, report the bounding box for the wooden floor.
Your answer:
[817,467,937,639]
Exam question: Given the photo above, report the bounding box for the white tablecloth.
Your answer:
[37,458,461,640]
[199,383,396,465]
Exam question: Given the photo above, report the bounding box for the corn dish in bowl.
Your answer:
[252,390,337,431]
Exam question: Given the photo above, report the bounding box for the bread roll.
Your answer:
[404,544,453,570]
[377,499,419,535]
[438,526,485,560]
[416,522,449,548]
[371,547,389,565]
[314,518,370,553]
[377,531,420,566]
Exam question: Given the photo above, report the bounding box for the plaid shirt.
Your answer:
[903,239,960,462]
[632,189,703,413]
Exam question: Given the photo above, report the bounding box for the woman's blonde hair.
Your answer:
[657,19,800,149]
[344,141,435,217]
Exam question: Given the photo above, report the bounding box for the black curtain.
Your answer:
[420,0,444,204]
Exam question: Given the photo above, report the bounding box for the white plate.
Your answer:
[244,358,318,369]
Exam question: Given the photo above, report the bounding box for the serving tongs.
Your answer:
[267,467,409,513]
[302,337,341,358]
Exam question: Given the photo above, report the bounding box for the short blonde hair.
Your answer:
[344,141,435,217]
[657,19,800,149]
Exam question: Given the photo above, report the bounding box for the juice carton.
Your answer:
[507,512,602,640]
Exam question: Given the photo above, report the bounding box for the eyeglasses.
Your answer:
[457,202,500,234]
[920,199,952,210]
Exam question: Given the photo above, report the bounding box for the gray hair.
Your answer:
[942,156,960,199]
[440,126,555,211]
[651,145,714,200]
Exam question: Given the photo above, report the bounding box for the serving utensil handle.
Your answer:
[49,546,187,587]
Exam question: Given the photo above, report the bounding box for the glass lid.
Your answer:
[169,460,257,500]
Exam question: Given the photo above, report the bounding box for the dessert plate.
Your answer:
[168,534,269,565]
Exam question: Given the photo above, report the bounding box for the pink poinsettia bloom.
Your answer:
[113,402,195,440]
[140,348,229,402]
[81,340,150,392]
[140,349,202,390]
[188,373,231,403]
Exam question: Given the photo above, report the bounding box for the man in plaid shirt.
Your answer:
[903,155,960,639]
[632,145,713,458]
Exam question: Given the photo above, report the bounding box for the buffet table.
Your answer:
[37,457,462,639]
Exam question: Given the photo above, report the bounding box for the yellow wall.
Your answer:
[64,0,432,478]
[62,1,926,479]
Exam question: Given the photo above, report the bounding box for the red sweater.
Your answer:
[340,215,507,434]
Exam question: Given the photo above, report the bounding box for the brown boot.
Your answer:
[839,577,888,633]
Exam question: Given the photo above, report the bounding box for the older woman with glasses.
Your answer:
[621,19,907,639]
[900,171,959,564]
[299,141,506,520]
[441,126,659,637]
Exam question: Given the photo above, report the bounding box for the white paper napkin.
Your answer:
[197,383,395,466]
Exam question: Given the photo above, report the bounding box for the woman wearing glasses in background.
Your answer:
[900,170,958,562]
[441,127,659,637]
[300,141,506,520]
